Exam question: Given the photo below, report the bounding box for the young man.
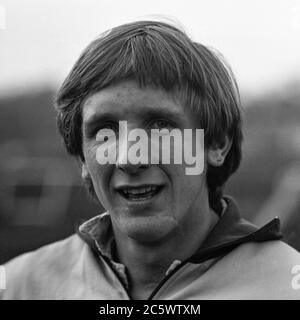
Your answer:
[1,20,300,300]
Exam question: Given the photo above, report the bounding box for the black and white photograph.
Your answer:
[1,0,300,306]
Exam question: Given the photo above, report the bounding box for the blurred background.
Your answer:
[1,0,300,263]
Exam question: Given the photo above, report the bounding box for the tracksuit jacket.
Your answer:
[1,196,300,299]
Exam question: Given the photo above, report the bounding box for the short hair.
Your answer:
[55,20,243,214]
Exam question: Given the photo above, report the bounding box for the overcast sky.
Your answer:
[0,0,300,96]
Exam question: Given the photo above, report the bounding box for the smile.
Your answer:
[116,185,163,201]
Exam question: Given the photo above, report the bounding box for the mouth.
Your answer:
[115,185,164,202]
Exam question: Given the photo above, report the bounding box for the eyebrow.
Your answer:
[83,113,118,137]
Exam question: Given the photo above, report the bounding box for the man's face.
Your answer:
[82,80,209,243]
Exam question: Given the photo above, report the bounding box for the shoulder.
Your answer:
[5,234,86,273]
[236,239,300,266]
[220,240,300,299]
[0,234,88,299]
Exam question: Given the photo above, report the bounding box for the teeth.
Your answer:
[121,186,158,195]
[131,188,145,195]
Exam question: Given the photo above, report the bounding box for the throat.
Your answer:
[130,282,158,300]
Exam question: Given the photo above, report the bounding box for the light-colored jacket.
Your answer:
[1,197,300,299]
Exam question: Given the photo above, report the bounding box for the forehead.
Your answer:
[82,81,191,123]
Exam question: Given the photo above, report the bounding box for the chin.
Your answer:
[119,216,178,244]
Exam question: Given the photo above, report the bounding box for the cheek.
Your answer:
[166,164,206,197]
[88,162,113,190]
[87,163,115,211]
[84,144,114,197]
[84,141,108,174]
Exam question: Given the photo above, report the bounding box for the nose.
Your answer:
[116,160,149,175]
[116,137,150,175]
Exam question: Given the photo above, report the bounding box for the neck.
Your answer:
[113,202,219,299]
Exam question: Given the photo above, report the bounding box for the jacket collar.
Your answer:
[78,212,115,260]
[78,196,282,264]
[188,196,282,263]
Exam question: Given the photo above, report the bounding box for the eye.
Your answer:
[100,122,118,131]
[91,122,119,137]
[150,119,175,130]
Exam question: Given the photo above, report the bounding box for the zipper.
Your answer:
[147,261,189,300]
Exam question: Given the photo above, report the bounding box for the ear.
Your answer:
[81,162,90,180]
[207,136,232,167]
